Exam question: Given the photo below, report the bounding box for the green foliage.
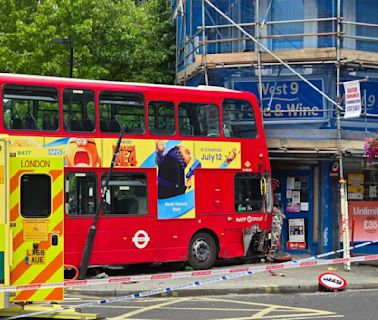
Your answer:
[0,0,175,84]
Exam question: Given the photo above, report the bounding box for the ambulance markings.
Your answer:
[14,252,64,301]
[53,190,64,211]
[10,203,19,221]
[9,169,30,193]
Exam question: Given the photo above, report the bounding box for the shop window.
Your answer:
[99,91,145,134]
[65,172,97,215]
[223,99,257,138]
[234,173,263,213]
[63,89,95,132]
[347,171,378,201]
[102,173,147,215]
[148,101,175,135]
[3,84,59,131]
[21,174,51,218]
[178,102,220,137]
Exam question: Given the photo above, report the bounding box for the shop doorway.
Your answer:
[272,170,316,254]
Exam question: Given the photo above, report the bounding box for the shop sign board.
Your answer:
[233,79,325,121]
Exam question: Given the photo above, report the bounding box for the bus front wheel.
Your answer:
[188,232,216,270]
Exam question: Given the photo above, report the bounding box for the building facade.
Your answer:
[172,0,378,255]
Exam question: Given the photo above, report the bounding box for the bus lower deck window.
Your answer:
[234,173,263,213]
[65,172,97,216]
[102,173,147,215]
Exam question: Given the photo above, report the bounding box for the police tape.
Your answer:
[2,239,378,294]
[6,246,378,320]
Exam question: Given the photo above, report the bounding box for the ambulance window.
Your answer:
[234,173,263,213]
[65,173,97,216]
[102,173,147,215]
[21,174,51,218]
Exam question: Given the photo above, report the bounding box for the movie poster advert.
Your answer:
[8,136,241,220]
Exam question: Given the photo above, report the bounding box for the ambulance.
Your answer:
[0,135,95,318]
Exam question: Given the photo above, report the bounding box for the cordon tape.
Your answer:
[2,239,378,294]
[4,239,378,319]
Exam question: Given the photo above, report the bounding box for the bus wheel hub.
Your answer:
[192,239,210,261]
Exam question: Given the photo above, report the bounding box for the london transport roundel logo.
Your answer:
[318,272,347,290]
[132,230,150,249]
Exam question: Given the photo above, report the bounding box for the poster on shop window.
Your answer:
[287,218,306,250]
[342,201,378,241]
[286,176,309,213]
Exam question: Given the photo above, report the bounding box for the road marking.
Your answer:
[108,297,192,319]
[201,297,338,320]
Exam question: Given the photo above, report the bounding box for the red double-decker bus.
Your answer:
[1,73,273,271]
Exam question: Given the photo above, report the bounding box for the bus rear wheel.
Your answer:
[188,232,216,270]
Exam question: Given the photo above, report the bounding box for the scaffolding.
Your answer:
[175,0,378,87]
[173,0,378,269]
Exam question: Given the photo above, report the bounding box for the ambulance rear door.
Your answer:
[9,147,64,302]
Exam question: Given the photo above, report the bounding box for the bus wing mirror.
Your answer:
[260,177,268,195]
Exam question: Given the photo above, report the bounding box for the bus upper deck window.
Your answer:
[3,84,59,131]
[148,101,175,135]
[99,91,145,134]
[223,99,257,138]
[63,89,95,132]
[21,174,51,218]
[178,103,220,137]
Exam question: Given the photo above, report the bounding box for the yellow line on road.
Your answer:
[250,305,279,318]
[108,297,192,319]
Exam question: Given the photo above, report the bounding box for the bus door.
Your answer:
[9,147,64,302]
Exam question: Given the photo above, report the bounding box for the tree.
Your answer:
[0,0,175,84]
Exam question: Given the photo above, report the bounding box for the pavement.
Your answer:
[65,256,378,298]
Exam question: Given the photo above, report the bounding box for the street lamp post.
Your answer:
[53,37,74,78]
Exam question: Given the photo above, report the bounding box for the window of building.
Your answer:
[223,99,257,138]
[270,0,304,50]
[3,84,59,131]
[102,173,147,215]
[356,0,378,52]
[317,0,336,48]
[99,91,145,134]
[63,89,95,132]
[178,103,220,137]
[234,173,263,213]
[148,101,175,135]
[21,174,51,218]
[65,172,97,216]
[205,0,255,54]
